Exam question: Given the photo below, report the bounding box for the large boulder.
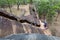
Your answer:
[4,34,60,40]
[0,16,44,37]
[0,16,24,37]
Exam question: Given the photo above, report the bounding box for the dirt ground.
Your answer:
[49,14,60,37]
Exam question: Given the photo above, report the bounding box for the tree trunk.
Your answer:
[17,1,20,10]
[30,0,33,4]
[7,0,12,14]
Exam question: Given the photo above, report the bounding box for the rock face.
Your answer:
[0,16,24,37]
[0,4,51,37]
[0,16,44,37]
[0,16,13,37]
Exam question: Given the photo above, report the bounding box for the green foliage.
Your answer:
[0,0,7,8]
[33,0,60,23]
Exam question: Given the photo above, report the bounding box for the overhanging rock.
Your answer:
[4,34,60,40]
[0,9,40,26]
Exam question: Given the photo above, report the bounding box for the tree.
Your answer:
[0,0,8,8]
[17,0,20,10]
[7,0,12,14]
[29,0,33,4]
[33,0,60,24]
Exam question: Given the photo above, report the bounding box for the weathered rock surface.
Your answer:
[0,4,51,37]
[0,9,40,26]
[0,16,44,37]
[0,16,24,37]
[20,15,40,26]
